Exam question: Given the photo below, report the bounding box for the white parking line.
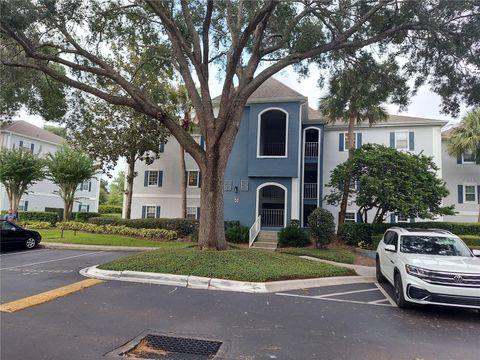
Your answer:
[313,287,378,299]
[374,282,397,307]
[276,292,394,307]
[0,251,105,271]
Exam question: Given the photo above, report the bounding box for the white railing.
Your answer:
[262,143,286,156]
[305,142,319,157]
[249,215,261,247]
[261,209,284,227]
[304,183,318,199]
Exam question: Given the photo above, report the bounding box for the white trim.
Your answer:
[394,130,409,151]
[186,206,199,220]
[187,170,200,188]
[255,182,288,228]
[291,178,299,220]
[145,204,157,219]
[462,151,476,164]
[345,212,356,223]
[396,214,409,223]
[463,183,478,203]
[147,170,161,187]
[342,132,358,152]
[256,107,289,158]
[2,130,64,147]
[302,126,322,224]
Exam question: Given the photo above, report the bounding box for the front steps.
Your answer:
[251,230,278,250]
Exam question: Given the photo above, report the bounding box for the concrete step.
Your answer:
[256,236,278,243]
[251,241,278,249]
[252,246,277,251]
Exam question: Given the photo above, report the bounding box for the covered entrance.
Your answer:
[256,183,287,228]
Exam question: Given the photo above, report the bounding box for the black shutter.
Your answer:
[158,171,163,187]
[144,171,149,187]
[339,133,344,151]
[458,185,463,204]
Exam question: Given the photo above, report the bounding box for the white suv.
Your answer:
[376,227,480,309]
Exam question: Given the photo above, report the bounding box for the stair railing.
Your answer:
[249,215,261,248]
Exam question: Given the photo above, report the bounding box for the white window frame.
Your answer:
[18,200,27,211]
[80,181,90,191]
[192,134,206,150]
[396,214,409,223]
[78,204,88,213]
[18,140,33,152]
[256,107,289,159]
[147,170,160,187]
[187,170,200,188]
[342,132,357,152]
[394,131,409,151]
[345,212,356,223]
[186,206,198,220]
[145,205,157,219]
[462,151,476,164]
[464,184,477,203]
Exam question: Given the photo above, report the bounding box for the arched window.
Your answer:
[257,109,287,157]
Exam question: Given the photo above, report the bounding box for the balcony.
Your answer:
[261,209,285,227]
[304,183,318,199]
[304,142,318,157]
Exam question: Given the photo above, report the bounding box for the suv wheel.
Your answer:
[25,237,37,249]
[394,273,410,308]
[376,256,387,283]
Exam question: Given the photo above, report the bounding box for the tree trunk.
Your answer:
[197,152,228,250]
[180,146,187,218]
[125,160,135,219]
[337,114,356,233]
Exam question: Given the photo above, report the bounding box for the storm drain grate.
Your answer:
[124,334,222,360]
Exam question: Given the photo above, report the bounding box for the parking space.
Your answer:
[276,281,397,307]
[0,248,134,303]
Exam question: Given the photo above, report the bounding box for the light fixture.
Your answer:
[234,186,239,193]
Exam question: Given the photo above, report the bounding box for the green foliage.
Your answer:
[461,235,480,247]
[107,171,125,206]
[280,248,355,264]
[99,179,109,205]
[326,144,455,223]
[0,148,45,211]
[89,217,198,237]
[1,210,58,225]
[308,208,336,248]
[45,146,98,221]
[278,225,310,248]
[225,226,249,244]
[448,108,480,164]
[43,124,67,138]
[74,212,101,222]
[18,221,52,229]
[99,204,122,214]
[339,223,375,246]
[59,221,177,240]
[224,220,241,229]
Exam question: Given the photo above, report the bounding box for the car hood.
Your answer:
[405,255,480,273]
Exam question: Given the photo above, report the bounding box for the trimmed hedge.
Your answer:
[1,211,59,225]
[461,235,480,247]
[225,225,249,243]
[89,217,198,236]
[340,222,480,247]
[278,225,310,247]
[98,205,122,214]
[59,221,177,240]
[75,212,101,222]
[18,221,52,229]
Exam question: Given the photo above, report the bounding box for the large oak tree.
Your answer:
[1,0,479,249]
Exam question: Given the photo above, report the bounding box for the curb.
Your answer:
[42,242,157,252]
[80,266,376,294]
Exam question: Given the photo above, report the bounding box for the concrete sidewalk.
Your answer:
[299,255,376,277]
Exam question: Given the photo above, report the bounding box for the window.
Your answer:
[188,171,199,188]
[80,181,91,191]
[18,200,28,211]
[394,131,409,150]
[224,180,233,191]
[258,109,287,157]
[465,185,477,203]
[343,132,356,151]
[463,151,475,164]
[146,205,157,219]
[240,180,249,191]
[79,204,88,212]
[144,170,162,187]
[18,140,34,152]
[1,221,16,230]
[349,179,357,191]
[192,135,205,149]
[186,207,198,220]
[396,214,408,223]
[345,212,356,223]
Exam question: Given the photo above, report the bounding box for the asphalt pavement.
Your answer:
[1,248,479,360]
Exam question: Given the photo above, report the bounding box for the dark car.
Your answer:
[0,220,42,249]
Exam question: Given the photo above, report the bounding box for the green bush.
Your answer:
[308,208,335,248]
[59,221,177,240]
[225,226,249,243]
[461,235,480,247]
[75,212,101,222]
[89,217,198,236]
[18,221,52,229]
[98,205,122,214]
[339,223,374,246]
[1,211,59,225]
[224,220,241,229]
[278,225,310,247]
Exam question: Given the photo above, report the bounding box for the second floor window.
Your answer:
[395,131,409,150]
[463,151,475,164]
[465,185,477,202]
[258,109,287,157]
[79,181,91,191]
[144,170,163,187]
[345,212,356,223]
[188,171,200,188]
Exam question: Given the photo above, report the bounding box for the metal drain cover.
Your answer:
[120,333,222,360]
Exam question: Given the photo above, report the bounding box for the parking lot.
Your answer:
[1,248,480,360]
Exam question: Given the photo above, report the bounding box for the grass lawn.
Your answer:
[279,248,356,264]
[99,248,355,282]
[37,229,187,248]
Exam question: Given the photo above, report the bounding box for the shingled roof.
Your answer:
[1,120,65,144]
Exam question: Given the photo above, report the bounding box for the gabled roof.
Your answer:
[213,77,307,104]
[1,120,65,144]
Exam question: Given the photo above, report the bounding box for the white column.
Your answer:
[291,178,299,220]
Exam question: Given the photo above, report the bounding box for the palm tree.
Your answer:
[320,54,409,231]
[447,109,480,221]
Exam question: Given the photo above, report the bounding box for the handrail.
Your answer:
[249,215,261,248]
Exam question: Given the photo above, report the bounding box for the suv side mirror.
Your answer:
[385,244,396,252]
[472,249,480,257]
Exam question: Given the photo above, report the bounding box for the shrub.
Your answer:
[224,220,241,229]
[461,235,480,247]
[98,205,122,214]
[88,217,198,236]
[225,225,249,243]
[278,225,310,247]
[59,221,177,240]
[75,212,101,222]
[18,221,52,229]
[308,208,335,248]
[0,211,59,225]
[339,223,374,246]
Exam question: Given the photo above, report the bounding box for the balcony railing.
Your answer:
[304,183,318,199]
[261,209,284,227]
[261,143,286,156]
[304,142,318,157]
